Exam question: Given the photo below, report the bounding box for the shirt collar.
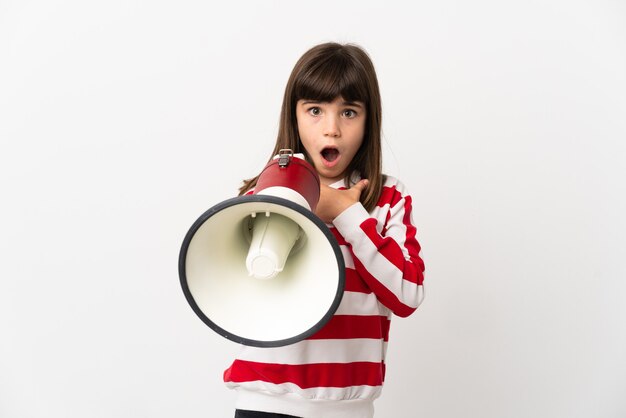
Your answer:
[326,172,362,189]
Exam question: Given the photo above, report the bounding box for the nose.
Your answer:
[323,115,340,138]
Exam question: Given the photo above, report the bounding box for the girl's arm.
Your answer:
[331,179,425,317]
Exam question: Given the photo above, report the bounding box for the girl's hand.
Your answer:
[315,179,369,223]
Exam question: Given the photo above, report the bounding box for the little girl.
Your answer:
[225,42,425,418]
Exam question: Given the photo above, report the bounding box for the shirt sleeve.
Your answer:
[331,182,425,317]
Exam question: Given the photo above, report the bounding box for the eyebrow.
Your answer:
[300,100,364,108]
[342,101,364,108]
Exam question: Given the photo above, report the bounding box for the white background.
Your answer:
[1,1,625,417]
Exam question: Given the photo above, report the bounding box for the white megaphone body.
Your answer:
[179,149,345,347]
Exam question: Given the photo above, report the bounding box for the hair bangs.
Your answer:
[293,54,370,104]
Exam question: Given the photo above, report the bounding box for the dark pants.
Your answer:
[234,409,300,418]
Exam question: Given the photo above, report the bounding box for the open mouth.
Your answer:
[321,147,340,163]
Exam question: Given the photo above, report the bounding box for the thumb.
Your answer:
[352,179,369,193]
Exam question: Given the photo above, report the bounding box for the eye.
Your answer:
[342,109,358,118]
[308,107,322,116]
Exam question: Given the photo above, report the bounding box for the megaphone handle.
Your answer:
[278,149,293,167]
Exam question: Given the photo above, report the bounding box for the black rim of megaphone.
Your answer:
[178,194,346,348]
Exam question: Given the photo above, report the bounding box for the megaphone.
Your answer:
[179,149,345,347]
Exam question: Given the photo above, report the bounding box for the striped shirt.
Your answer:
[224,175,425,417]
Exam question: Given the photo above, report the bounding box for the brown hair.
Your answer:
[239,42,384,212]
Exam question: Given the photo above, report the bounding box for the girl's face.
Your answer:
[296,96,366,185]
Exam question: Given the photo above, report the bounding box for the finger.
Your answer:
[353,179,369,192]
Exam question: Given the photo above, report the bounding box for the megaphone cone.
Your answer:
[179,150,345,347]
